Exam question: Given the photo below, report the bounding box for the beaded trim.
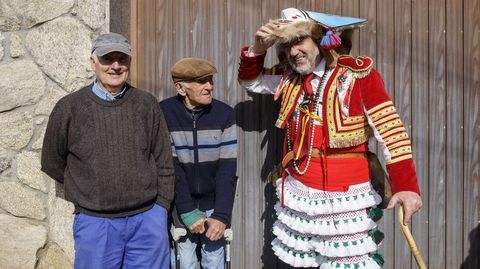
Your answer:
[286,68,332,174]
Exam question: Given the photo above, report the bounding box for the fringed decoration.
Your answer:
[274,203,378,236]
[321,29,342,50]
[277,178,382,216]
[271,238,325,268]
[371,253,385,267]
[367,207,384,222]
[369,230,385,245]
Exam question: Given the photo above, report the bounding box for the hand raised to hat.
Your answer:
[253,22,278,55]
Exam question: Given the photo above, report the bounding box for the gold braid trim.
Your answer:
[337,55,373,79]
[275,76,302,128]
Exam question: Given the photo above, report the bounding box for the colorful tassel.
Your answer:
[371,253,385,267]
[320,29,342,49]
[370,229,385,245]
[367,207,384,222]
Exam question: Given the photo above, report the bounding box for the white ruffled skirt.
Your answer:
[272,175,385,268]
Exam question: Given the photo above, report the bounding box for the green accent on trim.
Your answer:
[371,253,385,267]
[368,207,384,221]
[370,229,385,244]
[180,209,206,228]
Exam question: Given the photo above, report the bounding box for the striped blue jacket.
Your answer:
[160,95,237,224]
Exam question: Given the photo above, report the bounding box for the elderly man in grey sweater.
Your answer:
[41,32,175,269]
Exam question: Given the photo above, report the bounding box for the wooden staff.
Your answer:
[398,205,427,269]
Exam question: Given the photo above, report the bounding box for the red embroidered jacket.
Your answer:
[238,47,420,195]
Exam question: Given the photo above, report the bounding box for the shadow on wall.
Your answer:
[461,224,480,269]
[234,91,288,269]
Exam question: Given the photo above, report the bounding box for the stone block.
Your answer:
[26,17,93,93]
[0,181,46,220]
[0,111,33,150]
[0,60,45,112]
[0,213,47,269]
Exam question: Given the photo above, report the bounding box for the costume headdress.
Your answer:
[270,8,367,50]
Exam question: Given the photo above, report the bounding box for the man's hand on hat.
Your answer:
[253,22,278,55]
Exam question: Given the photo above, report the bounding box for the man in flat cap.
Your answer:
[238,8,422,268]
[41,32,174,269]
[160,58,237,269]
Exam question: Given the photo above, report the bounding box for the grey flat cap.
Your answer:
[92,33,131,56]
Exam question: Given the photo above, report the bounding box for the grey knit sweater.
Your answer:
[41,84,175,217]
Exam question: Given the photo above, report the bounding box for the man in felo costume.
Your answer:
[238,8,422,268]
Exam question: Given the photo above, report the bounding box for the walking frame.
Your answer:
[171,176,238,269]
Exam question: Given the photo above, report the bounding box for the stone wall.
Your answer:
[0,0,108,268]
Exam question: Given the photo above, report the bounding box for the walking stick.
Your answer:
[398,205,427,269]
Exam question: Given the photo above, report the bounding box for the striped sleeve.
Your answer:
[366,100,413,164]
[211,108,238,224]
[360,69,420,195]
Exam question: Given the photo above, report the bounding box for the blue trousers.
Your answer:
[73,204,169,269]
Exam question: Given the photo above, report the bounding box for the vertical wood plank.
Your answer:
[135,0,157,93]
[155,0,174,100]
[376,1,396,268]
[463,0,480,268]
[428,0,447,268]
[225,1,246,266]
[207,0,228,105]
[313,0,326,12]
[324,0,342,14]
[295,0,314,12]
[144,0,157,95]
[410,0,430,267]
[341,0,360,56]
[236,2,264,268]
[172,0,194,63]
[445,0,465,268]
[393,0,414,268]
[191,0,205,58]
[358,0,376,58]
[129,0,138,87]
